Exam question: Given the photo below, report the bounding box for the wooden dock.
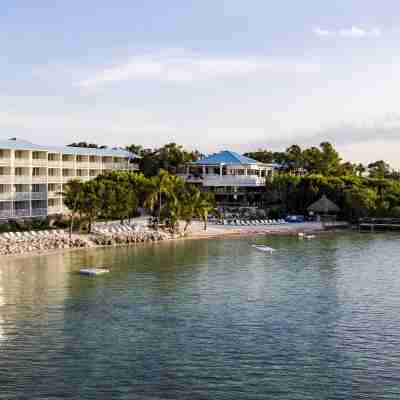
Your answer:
[358,218,400,232]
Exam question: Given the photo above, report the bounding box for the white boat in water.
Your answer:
[252,245,275,253]
[79,267,110,276]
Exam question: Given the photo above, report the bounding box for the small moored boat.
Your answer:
[305,234,316,240]
[79,267,110,276]
[252,245,275,253]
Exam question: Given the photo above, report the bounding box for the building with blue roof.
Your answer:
[0,138,138,220]
[180,150,275,208]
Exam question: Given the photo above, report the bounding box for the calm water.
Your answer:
[1,233,400,399]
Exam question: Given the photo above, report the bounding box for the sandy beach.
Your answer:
[187,220,334,239]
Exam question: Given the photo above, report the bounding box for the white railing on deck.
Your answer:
[182,174,266,187]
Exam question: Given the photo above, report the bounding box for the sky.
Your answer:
[1,0,400,166]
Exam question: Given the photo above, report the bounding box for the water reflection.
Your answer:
[1,234,400,399]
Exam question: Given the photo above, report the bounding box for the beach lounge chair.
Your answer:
[22,232,33,240]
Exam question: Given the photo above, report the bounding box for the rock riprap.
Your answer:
[0,226,181,256]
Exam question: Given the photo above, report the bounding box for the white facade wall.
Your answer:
[0,147,138,219]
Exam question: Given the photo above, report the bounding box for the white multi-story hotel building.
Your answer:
[0,138,137,219]
[180,150,275,207]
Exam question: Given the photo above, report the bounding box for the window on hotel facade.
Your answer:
[0,184,10,193]
[32,184,46,193]
[48,153,59,161]
[32,152,44,160]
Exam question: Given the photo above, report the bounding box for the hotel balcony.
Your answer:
[14,175,32,184]
[0,192,13,201]
[31,192,47,200]
[183,174,266,187]
[0,175,13,183]
[48,176,62,184]
[0,149,12,166]
[76,162,89,169]
[14,158,31,167]
[102,162,113,171]
[0,209,12,218]
[14,208,30,217]
[31,208,47,217]
[48,160,62,167]
[62,176,72,183]
[89,162,102,170]
[32,159,48,167]
[62,161,75,169]
[48,191,61,198]
[32,176,47,184]
[89,169,101,177]
[14,192,30,201]
[0,157,12,166]
[76,174,90,182]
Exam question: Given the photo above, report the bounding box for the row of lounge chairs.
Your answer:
[0,229,66,242]
[92,223,140,235]
[216,219,288,226]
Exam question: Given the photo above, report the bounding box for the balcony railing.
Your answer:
[62,176,76,183]
[14,159,31,167]
[32,176,47,183]
[15,192,30,201]
[14,175,31,183]
[89,162,102,169]
[48,191,61,198]
[48,161,62,167]
[183,174,266,187]
[0,209,12,218]
[76,162,89,169]
[31,192,47,200]
[31,208,47,217]
[0,175,13,183]
[62,161,75,168]
[0,157,12,166]
[48,175,62,183]
[0,192,13,201]
[32,159,48,167]
[76,175,90,181]
[14,208,30,217]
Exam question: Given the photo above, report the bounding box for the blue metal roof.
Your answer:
[0,138,135,158]
[193,150,260,166]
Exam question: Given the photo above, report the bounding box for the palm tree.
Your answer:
[180,185,202,233]
[195,192,216,231]
[355,163,366,177]
[144,169,173,227]
[61,179,83,238]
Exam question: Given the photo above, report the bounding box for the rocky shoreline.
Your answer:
[0,228,182,257]
[0,221,346,258]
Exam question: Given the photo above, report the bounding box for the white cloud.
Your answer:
[339,26,367,38]
[313,27,332,37]
[313,26,382,38]
[77,51,319,88]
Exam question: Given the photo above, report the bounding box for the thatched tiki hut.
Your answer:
[307,195,340,224]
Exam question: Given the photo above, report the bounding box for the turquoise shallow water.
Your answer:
[1,233,400,399]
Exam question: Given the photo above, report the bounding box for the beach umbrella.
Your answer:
[307,195,340,214]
